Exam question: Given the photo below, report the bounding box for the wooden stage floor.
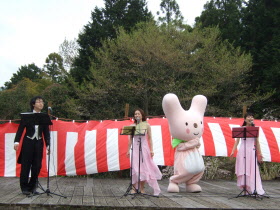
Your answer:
[0,176,279,209]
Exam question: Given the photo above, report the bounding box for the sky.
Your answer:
[0,0,208,87]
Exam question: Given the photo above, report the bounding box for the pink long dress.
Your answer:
[131,121,162,195]
[235,137,265,195]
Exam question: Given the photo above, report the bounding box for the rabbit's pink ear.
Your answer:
[189,95,207,116]
[162,93,185,118]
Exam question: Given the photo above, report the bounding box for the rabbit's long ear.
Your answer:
[189,95,207,116]
[162,93,185,118]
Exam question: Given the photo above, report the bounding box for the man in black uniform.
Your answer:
[14,96,50,195]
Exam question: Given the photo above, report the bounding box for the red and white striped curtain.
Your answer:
[0,117,279,177]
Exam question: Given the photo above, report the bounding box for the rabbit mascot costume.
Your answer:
[162,93,207,193]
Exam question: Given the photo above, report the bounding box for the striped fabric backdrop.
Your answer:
[0,117,279,177]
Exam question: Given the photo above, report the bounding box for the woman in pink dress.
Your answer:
[230,112,265,195]
[126,108,162,196]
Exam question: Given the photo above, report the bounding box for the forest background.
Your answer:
[0,0,279,121]
[0,0,279,179]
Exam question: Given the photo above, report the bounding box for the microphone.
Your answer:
[48,107,53,114]
[136,117,140,124]
[250,120,255,126]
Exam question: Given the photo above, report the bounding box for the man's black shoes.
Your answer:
[22,190,31,195]
[22,190,40,196]
[32,191,40,195]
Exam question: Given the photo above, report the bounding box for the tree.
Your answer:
[241,0,280,118]
[4,63,43,89]
[59,38,80,71]
[90,22,183,117]
[78,22,255,119]
[42,83,79,119]
[157,0,184,27]
[0,78,52,120]
[195,0,244,47]
[70,0,153,84]
[44,53,66,83]
[0,76,81,120]
[194,0,279,118]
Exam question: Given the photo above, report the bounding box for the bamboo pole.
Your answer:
[242,105,247,118]
[124,103,129,118]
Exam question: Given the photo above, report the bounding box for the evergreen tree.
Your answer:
[79,22,254,119]
[70,0,153,84]
[0,78,52,119]
[44,53,66,83]
[241,0,280,118]
[195,0,244,47]
[195,0,280,118]
[157,0,184,27]
[4,63,43,89]
[42,83,79,119]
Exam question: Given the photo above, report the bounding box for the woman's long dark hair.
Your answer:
[133,108,146,122]
[242,112,254,126]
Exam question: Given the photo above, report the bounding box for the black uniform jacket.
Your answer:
[14,112,51,164]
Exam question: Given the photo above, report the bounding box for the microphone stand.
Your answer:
[250,126,269,200]
[35,108,67,198]
[131,121,157,198]
[122,126,137,197]
[122,120,157,198]
[251,139,262,199]
[235,128,251,198]
[37,146,66,198]
[136,129,143,196]
[231,125,262,199]
[233,126,251,198]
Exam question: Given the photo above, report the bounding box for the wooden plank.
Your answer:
[1,177,280,209]
[16,194,38,205]
[100,179,121,207]
[42,187,68,205]
[165,196,201,208]
[159,192,206,208]
[92,179,107,206]
[83,177,94,206]
[124,196,144,206]
[116,179,145,208]
[85,176,94,187]
[107,178,134,207]
[40,176,68,205]
[0,179,22,204]
[69,186,83,206]
[118,178,160,207]
[158,182,198,208]
[56,185,75,205]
